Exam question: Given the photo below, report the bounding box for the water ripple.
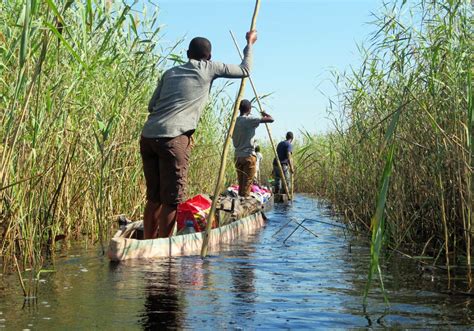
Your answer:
[0,195,473,329]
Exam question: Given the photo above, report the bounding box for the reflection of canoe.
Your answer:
[107,197,273,261]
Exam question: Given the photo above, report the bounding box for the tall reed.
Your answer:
[295,0,472,286]
[0,0,232,280]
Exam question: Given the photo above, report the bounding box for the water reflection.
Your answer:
[230,252,256,303]
[1,194,474,329]
[140,261,185,330]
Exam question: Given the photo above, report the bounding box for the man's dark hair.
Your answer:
[187,37,212,60]
[255,145,261,153]
[286,131,294,140]
[239,99,252,114]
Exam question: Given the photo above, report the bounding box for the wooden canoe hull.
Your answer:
[108,212,266,261]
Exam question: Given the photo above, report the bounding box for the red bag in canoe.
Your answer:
[176,194,212,232]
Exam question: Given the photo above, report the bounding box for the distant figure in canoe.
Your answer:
[140,31,258,239]
[254,145,263,183]
[232,99,273,197]
[273,132,294,194]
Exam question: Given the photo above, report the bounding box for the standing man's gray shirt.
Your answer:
[142,46,253,138]
[233,115,261,158]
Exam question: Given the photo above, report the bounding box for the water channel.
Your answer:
[1,195,473,329]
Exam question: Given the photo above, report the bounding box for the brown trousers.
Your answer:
[140,135,191,205]
[235,156,257,197]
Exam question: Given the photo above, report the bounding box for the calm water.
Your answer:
[1,195,473,329]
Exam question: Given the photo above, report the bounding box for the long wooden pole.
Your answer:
[290,150,294,200]
[200,0,261,258]
[229,30,292,200]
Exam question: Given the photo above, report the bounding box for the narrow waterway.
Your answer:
[1,195,473,329]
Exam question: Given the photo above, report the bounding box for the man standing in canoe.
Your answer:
[273,132,294,194]
[232,100,273,197]
[140,31,258,239]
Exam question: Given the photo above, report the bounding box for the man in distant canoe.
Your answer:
[273,132,294,194]
[232,100,274,197]
[140,31,258,239]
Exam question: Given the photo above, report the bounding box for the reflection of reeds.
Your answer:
[0,1,230,295]
[290,0,472,300]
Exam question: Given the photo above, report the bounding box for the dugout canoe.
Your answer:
[107,196,273,261]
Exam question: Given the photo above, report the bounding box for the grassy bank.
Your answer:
[0,0,236,278]
[295,0,472,268]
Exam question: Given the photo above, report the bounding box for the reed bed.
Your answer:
[295,0,472,277]
[0,0,233,284]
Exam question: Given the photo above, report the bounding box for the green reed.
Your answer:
[294,0,472,299]
[0,0,232,293]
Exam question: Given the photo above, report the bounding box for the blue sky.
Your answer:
[146,0,381,140]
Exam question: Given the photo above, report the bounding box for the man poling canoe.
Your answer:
[232,99,274,197]
[228,28,292,201]
[273,131,295,195]
[140,31,258,239]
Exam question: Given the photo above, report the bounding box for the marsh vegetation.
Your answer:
[0,0,472,304]
[293,0,472,281]
[0,1,235,290]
